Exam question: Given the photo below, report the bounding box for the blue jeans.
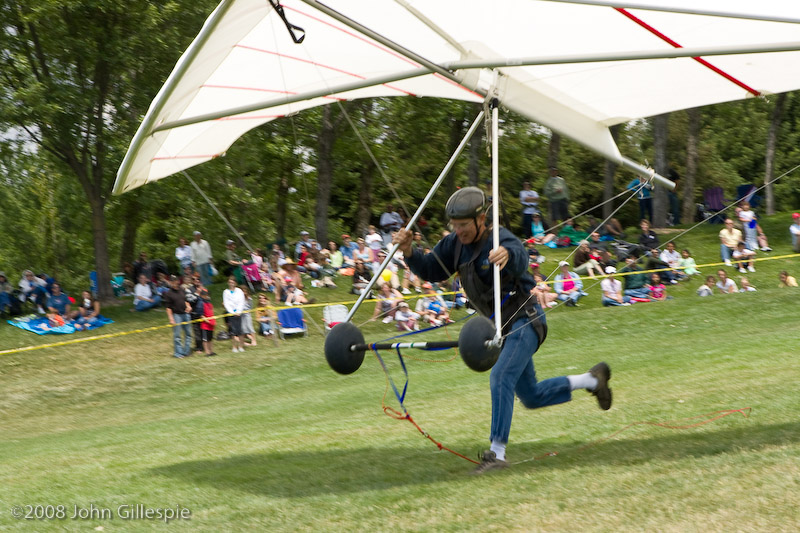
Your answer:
[0,292,10,313]
[557,291,582,304]
[134,294,162,311]
[198,263,213,286]
[602,295,631,306]
[624,288,650,299]
[171,312,192,357]
[489,317,571,444]
[720,244,734,262]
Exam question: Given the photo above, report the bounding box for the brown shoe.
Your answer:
[588,362,612,410]
[470,450,509,475]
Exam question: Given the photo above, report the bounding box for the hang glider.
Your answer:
[114,0,800,194]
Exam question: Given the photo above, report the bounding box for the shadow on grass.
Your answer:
[151,421,798,497]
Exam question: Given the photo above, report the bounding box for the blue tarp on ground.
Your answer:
[7,314,114,335]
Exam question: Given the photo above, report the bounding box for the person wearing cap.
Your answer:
[543,167,570,225]
[294,231,319,260]
[394,186,612,474]
[0,271,13,316]
[164,275,193,358]
[416,282,450,326]
[553,260,587,306]
[394,301,420,331]
[191,231,214,286]
[790,213,800,253]
[600,266,631,306]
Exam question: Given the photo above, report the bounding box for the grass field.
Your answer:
[1,216,799,532]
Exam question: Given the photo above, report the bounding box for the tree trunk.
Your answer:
[765,92,788,215]
[119,193,141,269]
[547,131,561,169]
[652,114,670,228]
[356,161,375,237]
[87,190,113,301]
[315,105,336,244]
[603,125,621,219]
[682,108,701,224]
[275,174,290,243]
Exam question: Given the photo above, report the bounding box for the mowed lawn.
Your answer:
[1,218,799,532]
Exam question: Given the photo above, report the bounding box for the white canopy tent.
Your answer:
[114,0,800,193]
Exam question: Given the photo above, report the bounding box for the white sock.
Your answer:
[490,441,506,461]
[568,372,598,391]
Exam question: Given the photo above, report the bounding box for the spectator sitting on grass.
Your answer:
[133,274,162,311]
[370,283,403,323]
[73,290,101,330]
[646,273,668,301]
[645,248,677,284]
[716,269,738,294]
[638,219,660,252]
[618,255,650,299]
[600,266,631,307]
[697,276,715,297]
[0,272,13,316]
[46,282,71,324]
[739,277,757,292]
[416,282,450,326]
[679,249,701,277]
[732,241,756,273]
[18,269,48,314]
[659,242,687,281]
[532,272,558,308]
[394,301,420,331]
[553,261,586,307]
[719,218,742,267]
[778,271,798,288]
[573,241,602,278]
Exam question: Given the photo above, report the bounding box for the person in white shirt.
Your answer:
[222,277,246,352]
[600,266,631,306]
[365,225,384,262]
[190,231,214,286]
[731,242,756,273]
[790,213,800,252]
[659,242,687,281]
[715,269,738,294]
[133,274,162,311]
[697,276,715,297]
[175,237,193,271]
[394,301,419,331]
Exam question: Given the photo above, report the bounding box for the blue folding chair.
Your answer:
[277,307,308,339]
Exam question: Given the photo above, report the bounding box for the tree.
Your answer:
[652,113,670,228]
[603,125,621,219]
[0,0,213,301]
[682,108,702,224]
[764,92,788,215]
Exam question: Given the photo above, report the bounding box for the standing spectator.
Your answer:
[198,288,216,356]
[697,276,715,297]
[719,218,742,267]
[779,271,798,288]
[164,275,192,359]
[519,181,540,238]
[790,213,800,253]
[223,277,246,353]
[190,231,214,286]
[543,167,570,225]
[132,252,153,282]
[340,234,359,266]
[224,239,244,284]
[600,266,631,306]
[175,237,193,272]
[716,269,738,294]
[553,261,586,307]
[0,272,14,316]
[627,176,654,223]
[185,274,205,354]
[737,201,772,252]
[379,204,404,245]
[240,285,257,347]
[133,274,162,311]
[365,225,384,262]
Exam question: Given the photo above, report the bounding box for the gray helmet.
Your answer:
[445,187,485,219]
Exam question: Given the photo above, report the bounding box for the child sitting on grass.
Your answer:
[394,301,419,331]
[647,273,667,301]
[679,249,700,277]
[697,276,715,297]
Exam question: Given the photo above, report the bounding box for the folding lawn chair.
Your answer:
[702,187,730,223]
[277,307,308,339]
[323,304,348,331]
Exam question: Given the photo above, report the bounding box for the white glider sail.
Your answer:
[114,0,800,193]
